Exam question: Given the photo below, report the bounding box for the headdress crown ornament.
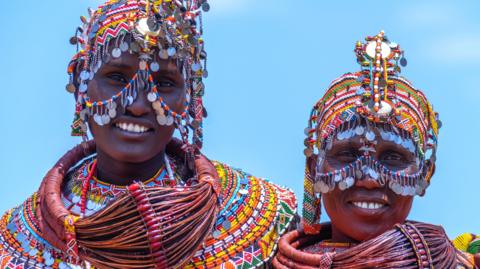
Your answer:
[302,31,441,234]
[67,0,210,149]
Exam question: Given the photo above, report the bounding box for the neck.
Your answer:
[95,148,167,185]
[331,226,359,244]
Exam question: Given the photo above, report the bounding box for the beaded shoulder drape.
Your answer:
[0,147,296,269]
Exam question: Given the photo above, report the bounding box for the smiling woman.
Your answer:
[272,31,479,269]
[0,1,296,268]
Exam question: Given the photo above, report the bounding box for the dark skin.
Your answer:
[75,47,186,185]
[309,131,480,264]
[308,128,417,243]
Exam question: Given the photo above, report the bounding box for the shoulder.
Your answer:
[453,233,480,268]
[185,161,297,269]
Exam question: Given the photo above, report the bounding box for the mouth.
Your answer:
[115,122,152,133]
[346,192,390,215]
[350,201,387,210]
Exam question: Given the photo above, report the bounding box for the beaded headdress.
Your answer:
[66,0,210,149]
[302,31,441,234]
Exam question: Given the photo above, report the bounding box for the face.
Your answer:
[312,128,417,242]
[80,48,186,163]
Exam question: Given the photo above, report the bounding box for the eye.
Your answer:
[157,80,176,87]
[334,149,359,163]
[380,150,412,170]
[107,72,128,84]
[383,152,403,161]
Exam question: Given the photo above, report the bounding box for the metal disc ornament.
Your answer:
[157,115,167,125]
[112,48,122,58]
[150,62,160,72]
[167,47,176,57]
[120,42,129,52]
[147,92,157,102]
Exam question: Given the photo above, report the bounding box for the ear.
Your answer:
[306,154,317,178]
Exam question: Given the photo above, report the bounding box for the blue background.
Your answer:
[0,0,478,238]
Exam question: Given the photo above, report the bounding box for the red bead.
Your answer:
[128,183,140,192]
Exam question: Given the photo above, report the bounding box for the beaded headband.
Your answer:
[66,0,210,149]
[302,31,441,234]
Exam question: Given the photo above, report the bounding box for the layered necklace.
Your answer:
[63,155,179,217]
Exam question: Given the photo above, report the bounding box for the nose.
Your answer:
[355,176,382,189]
[125,76,153,117]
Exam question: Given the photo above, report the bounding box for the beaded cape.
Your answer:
[0,158,296,269]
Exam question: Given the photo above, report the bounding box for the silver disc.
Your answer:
[102,114,110,125]
[120,42,129,52]
[150,62,160,72]
[366,131,376,141]
[345,177,355,188]
[127,95,134,105]
[192,63,201,72]
[80,71,90,80]
[355,126,365,136]
[167,47,176,57]
[166,115,174,126]
[157,115,167,125]
[112,48,122,58]
[339,181,348,191]
[79,83,88,93]
[147,92,157,102]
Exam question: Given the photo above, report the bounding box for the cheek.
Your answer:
[162,89,186,112]
[390,197,413,221]
[322,192,341,219]
[86,79,102,100]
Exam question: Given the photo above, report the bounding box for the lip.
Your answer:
[111,117,156,140]
[344,189,391,216]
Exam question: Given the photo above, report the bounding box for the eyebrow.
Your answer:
[105,62,133,70]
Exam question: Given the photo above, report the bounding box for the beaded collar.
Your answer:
[0,155,297,268]
[62,155,180,217]
[0,155,181,269]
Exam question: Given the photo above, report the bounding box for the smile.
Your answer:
[115,122,151,133]
[351,201,386,210]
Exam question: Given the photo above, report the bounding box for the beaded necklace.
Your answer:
[0,154,180,269]
[64,154,179,217]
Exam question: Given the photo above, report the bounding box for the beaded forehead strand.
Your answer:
[67,0,210,150]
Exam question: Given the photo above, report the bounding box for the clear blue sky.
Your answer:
[0,0,478,238]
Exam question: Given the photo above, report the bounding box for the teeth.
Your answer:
[115,123,149,133]
[353,202,385,210]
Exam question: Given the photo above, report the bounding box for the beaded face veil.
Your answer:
[66,0,210,149]
[302,31,441,234]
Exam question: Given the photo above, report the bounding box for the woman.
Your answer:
[273,31,479,268]
[0,1,296,268]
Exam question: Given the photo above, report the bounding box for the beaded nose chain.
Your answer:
[302,31,441,234]
[67,0,210,149]
[313,120,430,197]
[81,56,190,132]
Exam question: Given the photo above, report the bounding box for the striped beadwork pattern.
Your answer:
[185,162,297,269]
[0,160,296,269]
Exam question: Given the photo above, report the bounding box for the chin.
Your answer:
[345,219,402,242]
[103,144,162,163]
